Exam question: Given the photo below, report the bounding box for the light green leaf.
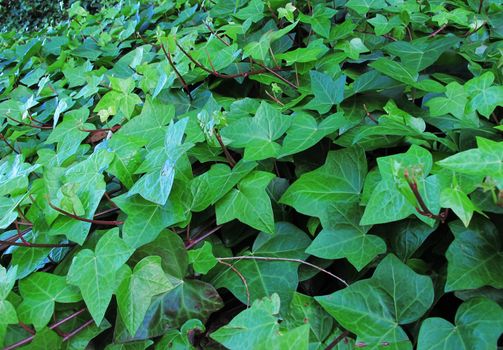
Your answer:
[67,229,134,324]
[221,101,291,161]
[445,218,503,292]
[216,171,275,233]
[369,58,418,85]
[281,147,367,220]
[417,297,503,350]
[18,272,81,329]
[307,203,385,271]
[304,71,346,114]
[117,256,177,336]
[316,254,433,349]
[188,242,218,274]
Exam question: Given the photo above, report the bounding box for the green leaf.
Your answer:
[279,111,345,157]
[117,256,177,335]
[465,72,503,118]
[67,229,134,324]
[281,147,367,220]
[188,242,218,274]
[190,161,257,212]
[18,272,81,329]
[284,293,334,348]
[307,203,385,271]
[426,82,468,120]
[211,222,310,309]
[216,171,276,234]
[25,328,62,350]
[211,293,309,350]
[369,58,418,85]
[384,37,460,72]
[221,101,291,161]
[128,118,193,205]
[316,254,433,349]
[437,137,503,189]
[445,217,503,292]
[361,145,435,226]
[346,0,387,15]
[304,71,346,114]
[113,193,186,249]
[417,297,503,350]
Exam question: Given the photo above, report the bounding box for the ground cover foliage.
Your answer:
[0,0,502,348]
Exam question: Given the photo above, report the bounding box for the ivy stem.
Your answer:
[218,260,250,307]
[0,133,19,154]
[325,330,350,350]
[404,171,449,222]
[185,225,222,249]
[217,256,349,287]
[5,114,52,129]
[48,201,124,226]
[3,308,87,350]
[428,24,447,37]
[62,319,94,341]
[159,43,193,100]
[214,129,236,168]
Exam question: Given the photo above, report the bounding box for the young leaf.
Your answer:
[417,297,503,350]
[116,256,177,336]
[67,229,134,324]
[216,171,276,234]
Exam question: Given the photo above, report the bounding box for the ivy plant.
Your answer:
[0,0,502,349]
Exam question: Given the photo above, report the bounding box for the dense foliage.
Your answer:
[0,0,113,32]
[0,0,502,348]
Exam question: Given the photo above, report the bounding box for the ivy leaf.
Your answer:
[211,293,309,350]
[369,58,418,85]
[279,111,345,157]
[298,4,336,38]
[346,0,387,15]
[49,150,114,245]
[67,229,134,324]
[384,37,460,72]
[368,14,402,36]
[281,147,367,220]
[94,77,141,120]
[361,145,435,226]
[188,242,217,275]
[211,222,311,310]
[438,137,503,189]
[25,328,62,350]
[284,293,334,348]
[216,171,276,234]
[304,71,346,114]
[190,161,257,212]
[116,256,177,336]
[316,254,433,349]
[113,193,186,249]
[128,118,193,205]
[425,82,468,120]
[18,272,81,330]
[307,203,385,271]
[465,72,503,117]
[417,297,503,350]
[445,217,503,292]
[221,102,291,161]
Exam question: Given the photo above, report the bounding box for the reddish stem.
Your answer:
[5,115,52,129]
[214,130,236,168]
[325,331,350,350]
[48,201,123,226]
[160,43,193,100]
[62,319,94,341]
[3,308,87,350]
[429,24,447,38]
[404,172,449,222]
[0,133,19,154]
[185,225,222,249]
